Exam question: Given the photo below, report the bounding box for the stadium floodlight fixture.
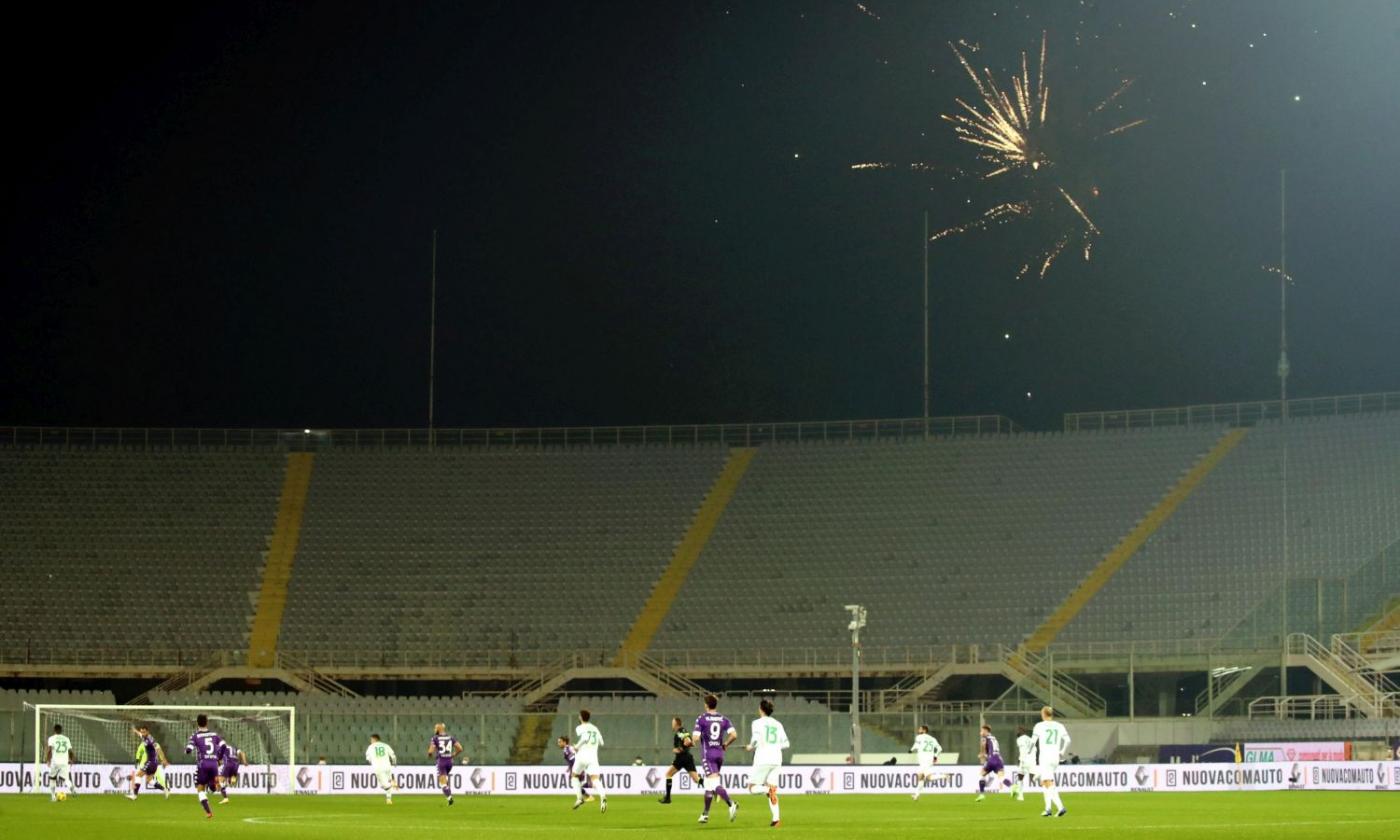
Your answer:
[845,605,867,632]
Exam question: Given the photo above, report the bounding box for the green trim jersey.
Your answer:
[748,717,790,767]
[365,741,397,769]
[1032,720,1070,766]
[47,734,73,766]
[574,722,603,764]
[912,733,943,763]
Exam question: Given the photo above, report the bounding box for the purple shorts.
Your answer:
[436,758,453,777]
[702,751,725,776]
[139,760,159,776]
[983,755,1005,774]
[221,761,240,779]
[195,760,218,788]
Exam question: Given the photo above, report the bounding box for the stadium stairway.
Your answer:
[1020,427,1250,653]
[613,447,757,665]
[509,707,558,765]
[247,453,315,668]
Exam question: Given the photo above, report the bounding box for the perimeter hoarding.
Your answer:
[1,762,1395,795]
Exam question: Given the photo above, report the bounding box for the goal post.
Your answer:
[25,704,296,794]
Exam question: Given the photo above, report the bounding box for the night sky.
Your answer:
[5,1,1398,431]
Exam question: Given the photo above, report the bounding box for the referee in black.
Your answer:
[660,716,701,803]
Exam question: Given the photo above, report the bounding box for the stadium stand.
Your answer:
[651,427,1231,655]
[1061,413,1400,643]
[0,448,285,661]
[279,447,730,663]
[1,409,1396,716]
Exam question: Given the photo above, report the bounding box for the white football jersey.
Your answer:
[749,717,790,766]
[47,734,73,765]
[365,741,397,768]
[1016,734,1034,765]
[1032,720,1070,764]
[574,722,603,762]
[912,733,942,759]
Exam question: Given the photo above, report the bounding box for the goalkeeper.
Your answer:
[128,725,171,799]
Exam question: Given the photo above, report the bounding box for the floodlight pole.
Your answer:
[846,605,867,764]
[923,211,930,437]
[428,229,438,449]
[1278,170,1290,695]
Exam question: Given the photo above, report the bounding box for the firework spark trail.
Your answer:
[1057,187,1100,235]
[854,2,880,20]
[850,162,970,178]
[854,30,1144,278]
[1019,236,1071,279]
[930,202,1030,242]
[1102,118,1148,137]
[1093,78,1135,113]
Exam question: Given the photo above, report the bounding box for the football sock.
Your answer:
[665,778,673,796]
[198,791,211,815]
[1053,789,1064,810]
[768,787,780,821]
[716,786,732,806]
[133,783,141,795]
[703,792,714,815]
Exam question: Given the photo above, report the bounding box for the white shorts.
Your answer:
[574,758,601,778]
[1036,762,1060,782]
[750,765,780,787]
[49,764,70,783]
[917,760,937,774]
[374,767,395,788]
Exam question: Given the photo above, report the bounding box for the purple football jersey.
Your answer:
[218,742,241,773]
[430,732,458,774]
[694,713,733,776]
[187,730,224,763]
[983,734,1001,758]
[139,735,159,772]
[430,733,458,757]
[562,744,577,770]
[187,730,223,787]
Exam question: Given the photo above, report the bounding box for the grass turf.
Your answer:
[2,791,1397,838]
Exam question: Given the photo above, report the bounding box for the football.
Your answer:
[55,791,67,802]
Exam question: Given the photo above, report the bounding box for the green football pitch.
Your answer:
[2,791,1397,838]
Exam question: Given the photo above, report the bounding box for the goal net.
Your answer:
[26,704,295,794]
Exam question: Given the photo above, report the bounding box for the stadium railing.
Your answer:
[0,414,1019,450]
[1062,389,1400,432]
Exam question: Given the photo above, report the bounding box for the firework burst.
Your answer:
[856,32,1145,278]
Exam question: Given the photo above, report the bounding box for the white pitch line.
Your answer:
[1056,817,1400,832]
